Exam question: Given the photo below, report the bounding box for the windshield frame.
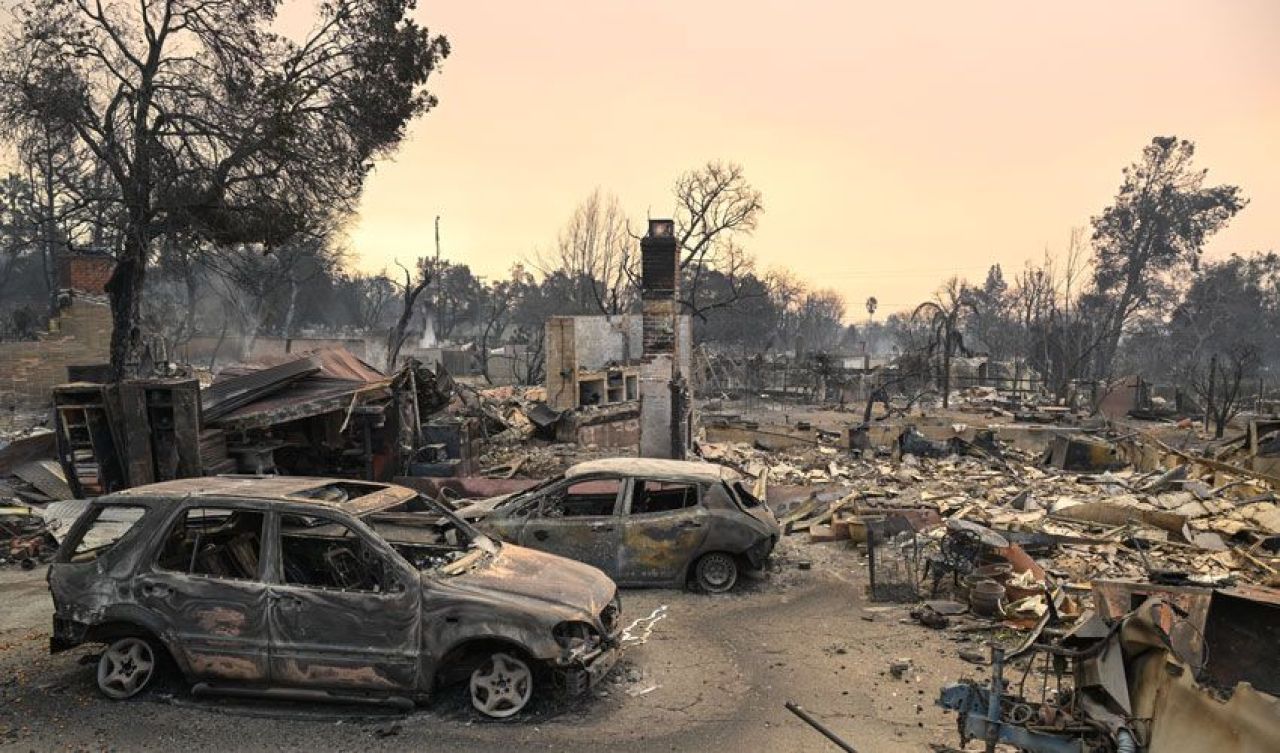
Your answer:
[375,492,499,555]
[491,474,564,511]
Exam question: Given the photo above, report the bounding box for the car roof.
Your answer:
[565,458,737,483]
[106,476,416,517]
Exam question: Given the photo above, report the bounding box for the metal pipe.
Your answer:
[986,645,1005,753]
[785,701,858,753]
[1116,729,1137,753]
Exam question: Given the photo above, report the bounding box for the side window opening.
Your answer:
[63,505,148,563]
[632,481,700,515]
[157,507,264,581]
[542,479,620,518]
[280,513,396,593]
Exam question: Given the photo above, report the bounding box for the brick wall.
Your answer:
[0,297,113,417]
[58,254,116,294]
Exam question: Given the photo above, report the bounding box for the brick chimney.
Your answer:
[638,219,690,459]
[58,252,116,295]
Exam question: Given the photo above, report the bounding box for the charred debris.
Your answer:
[5,356,1280,748]
[695,397,1279,753]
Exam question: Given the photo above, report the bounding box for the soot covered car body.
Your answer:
[454,458,780,592]
[47,476,620,717]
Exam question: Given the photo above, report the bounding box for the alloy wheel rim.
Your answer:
[469,652,532,718]
[97,637,155,700]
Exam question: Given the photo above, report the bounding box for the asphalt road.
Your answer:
[0,542,975,752]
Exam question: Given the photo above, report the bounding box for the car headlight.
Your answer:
[553,621,602,652]
[601,596,621,635]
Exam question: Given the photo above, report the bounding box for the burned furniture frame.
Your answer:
[866,513,926,602]
[52,380,202,497]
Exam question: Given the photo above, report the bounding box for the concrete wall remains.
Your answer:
[545,315,644,411]
[544,314,690,415]
[0,295,113,420]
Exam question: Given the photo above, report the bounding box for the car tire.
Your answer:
[469,651,534,718]
[96,635,161,700]
[694,552,739,593]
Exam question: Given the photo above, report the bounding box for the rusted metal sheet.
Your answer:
[1092,579,1280,695]
[1124,599,1280,753]
[0,431,57,476]
[1202,585,1280,695]
[206,349,391,432]
[202,355,320,421]
[1092,579,1212,668]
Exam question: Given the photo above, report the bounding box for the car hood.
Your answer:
[447,543,615,617]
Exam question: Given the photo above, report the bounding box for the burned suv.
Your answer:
[48,476,621,718]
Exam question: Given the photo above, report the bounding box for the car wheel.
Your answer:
[469,651,534,718]
[695,552,739,593]
[96,636,159,700]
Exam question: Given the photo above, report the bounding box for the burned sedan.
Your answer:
[455,459,780,593]
[47,476,621,718]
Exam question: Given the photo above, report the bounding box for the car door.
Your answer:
[517,476,623,576]
[138,502,271,684]
[266,508,421,693]
[619,479,710,583]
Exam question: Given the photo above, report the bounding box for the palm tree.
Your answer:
[912,278,971,408]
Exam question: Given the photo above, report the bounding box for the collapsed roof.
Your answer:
[203,348,392,431]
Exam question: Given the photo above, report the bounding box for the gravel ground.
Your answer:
[0,541,980,752]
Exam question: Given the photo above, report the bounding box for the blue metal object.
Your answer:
[938,654,1092,753]
[937,681,1088,753]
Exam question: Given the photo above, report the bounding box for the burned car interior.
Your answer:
[540,479,620,517]
[632,481,698,514]
[279,513,398,592]
[157,508,263,580]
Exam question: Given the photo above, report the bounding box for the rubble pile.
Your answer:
[701,425,1280,593]
[0,431,72,569]
[477,441,638,480]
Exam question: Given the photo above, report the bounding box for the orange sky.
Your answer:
[302,1,1279,317]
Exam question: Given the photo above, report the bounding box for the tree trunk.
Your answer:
[941,341,952,409]
[208,317,229,371]
[1204,354,1217,434]
[39,151,59,318]
[105,231,149,381]
[283,275,299,342]
[181,260,199,349]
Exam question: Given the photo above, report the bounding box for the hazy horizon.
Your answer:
[214,1,1280,317]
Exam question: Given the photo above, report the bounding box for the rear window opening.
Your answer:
[62,505,148,563]
[633,481,700,514]
[731,481,764,509]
